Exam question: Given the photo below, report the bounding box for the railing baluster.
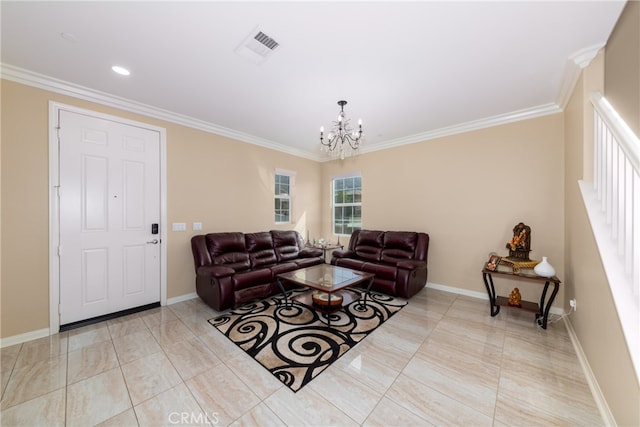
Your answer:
[624,160,633,275]
[617,155,625,255]
[617,149,626,255]
[611,140,619,235]
[594,111,601,193]
[604,127,612,217]
[633,172,640,297]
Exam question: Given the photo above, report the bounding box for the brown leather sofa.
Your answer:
[331,230,429,299]
[191,230,324,311]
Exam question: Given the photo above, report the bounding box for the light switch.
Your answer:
[193,222,202,231]
[172,222,186,232]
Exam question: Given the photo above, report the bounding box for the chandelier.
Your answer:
[320,100,363,159]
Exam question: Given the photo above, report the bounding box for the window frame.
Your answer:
[274,170,294,224]
[332,175,362,236]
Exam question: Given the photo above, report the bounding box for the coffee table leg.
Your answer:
[358,277,375,309]
[276,278,290,308]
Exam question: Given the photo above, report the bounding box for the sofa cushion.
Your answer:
[370,278,396,296]
[234,283,273,307]
[249,249,278,268]
[196,265,235,278]
[232,268,272,291]
[271,230,302,262]
[245,232,278,268]
[298,247,323,258]
[269,262,299,277]
[294,257,324,269]
[354,230,384,261]
[362,262,397,281]
[381,231,418,264]
[334,258,367,271]
[206,233,250,271]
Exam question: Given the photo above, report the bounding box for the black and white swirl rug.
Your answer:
[208,289,407,392]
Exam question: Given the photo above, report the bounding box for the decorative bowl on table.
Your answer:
[312,291,343,307]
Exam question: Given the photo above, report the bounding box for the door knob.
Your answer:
[147,239,159,244]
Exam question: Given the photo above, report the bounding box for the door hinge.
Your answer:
[57,246,62,256]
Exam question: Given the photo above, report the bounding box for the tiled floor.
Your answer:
[0,287,603,426]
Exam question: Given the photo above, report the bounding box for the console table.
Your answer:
[482,265,561,329]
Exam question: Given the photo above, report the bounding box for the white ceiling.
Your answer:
[1,1,627,161]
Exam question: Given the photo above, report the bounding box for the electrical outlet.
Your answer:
[172,222,186,232]
[569,298,577,311]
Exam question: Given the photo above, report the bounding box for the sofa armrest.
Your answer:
[196,265,235,278]
[396,260,427,270]
[299,247,323,258]
[331,249,356,259]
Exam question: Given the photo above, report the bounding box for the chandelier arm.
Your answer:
[342,133,361,149]
[320,133,339,151]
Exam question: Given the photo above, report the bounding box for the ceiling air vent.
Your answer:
[235,28,280,64]
[254,32,279,50]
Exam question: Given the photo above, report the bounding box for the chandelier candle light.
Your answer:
[320,100,363,159]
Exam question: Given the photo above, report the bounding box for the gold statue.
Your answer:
[506,222,531,261]
[508,287,522,307]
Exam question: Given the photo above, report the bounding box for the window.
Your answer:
[333,175,362,235]
[275,172,292,223]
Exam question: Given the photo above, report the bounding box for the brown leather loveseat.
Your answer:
[331,230,429,299]
[191,230,324,311]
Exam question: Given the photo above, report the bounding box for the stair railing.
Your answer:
[582,91,640,382]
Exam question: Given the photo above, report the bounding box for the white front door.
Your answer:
[58,109,161,325]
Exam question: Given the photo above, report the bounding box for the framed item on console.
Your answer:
[485,253,501,271]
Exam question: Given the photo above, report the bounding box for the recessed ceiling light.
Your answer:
[111,65,130,76]
[60,32,78,42]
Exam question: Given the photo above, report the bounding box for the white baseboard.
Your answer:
[564,317,615,426]
[166,292,198,306]
[0,328,50,349]
[0,293,198,348]
[426,281,564,316]
[427,281,488,300]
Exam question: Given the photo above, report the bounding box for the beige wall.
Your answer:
[0,80,321,338]
[562,3,640,424]
[0,77,568,337]
[564,57,640,427]
[605,0,640,137]
[321,115,565,305]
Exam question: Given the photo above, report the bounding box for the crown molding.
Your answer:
[360,44,604,157]
[3,62,573,163]
[359,102,562,155]
[0,64,321,162]
[555,43,605,109]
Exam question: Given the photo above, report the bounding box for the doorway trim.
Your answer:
[48,101,168,335]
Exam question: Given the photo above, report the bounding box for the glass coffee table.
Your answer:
[276,264,375,315]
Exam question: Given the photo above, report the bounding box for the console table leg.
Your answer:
[536,282,550,324]
[537,282,559,329]
[482,273,500,316]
